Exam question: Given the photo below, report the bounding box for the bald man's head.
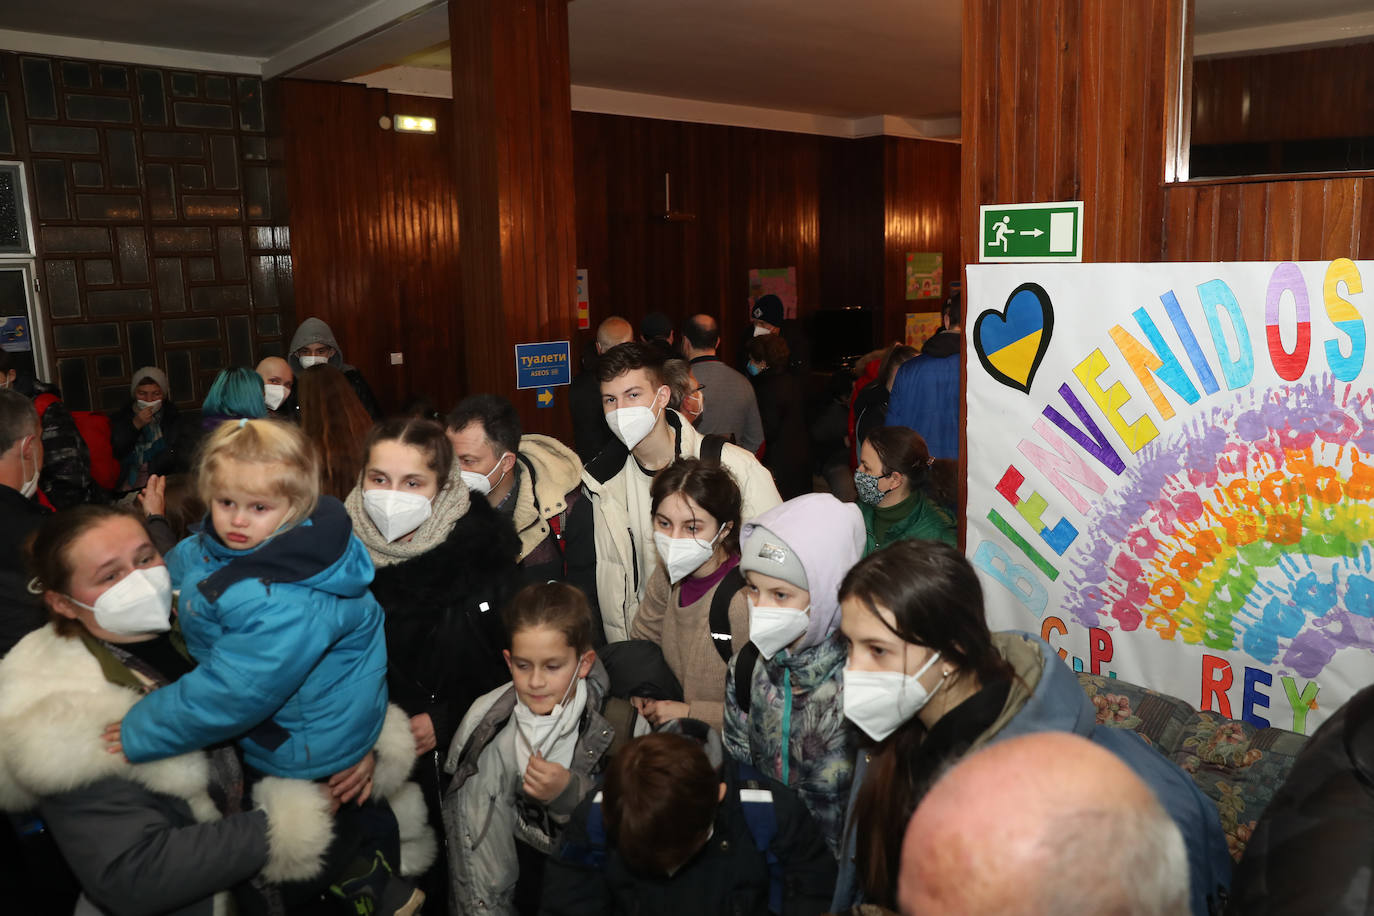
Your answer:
[596,316,634,354]
[256,356,293,389]
[682,314,720,355]
[899,733,1188,916]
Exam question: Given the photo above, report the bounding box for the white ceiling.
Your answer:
[564,0,961,121]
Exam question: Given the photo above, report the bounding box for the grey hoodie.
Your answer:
[288,317,350,372]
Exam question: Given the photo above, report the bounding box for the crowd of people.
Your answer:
[0,305,1351,916]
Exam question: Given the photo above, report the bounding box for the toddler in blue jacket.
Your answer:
[110,418,424,915]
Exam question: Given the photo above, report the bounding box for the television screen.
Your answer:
[808,308,875,370]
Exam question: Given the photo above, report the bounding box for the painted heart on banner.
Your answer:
[973,282,1055,394]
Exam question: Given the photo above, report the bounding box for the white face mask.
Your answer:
[71,566,173,637]
[135,399,162,414]
[263,383,288,411]
[18,435,39,500]
[605,386,667,450]
[747,597,811,659]
[843,651,945,742]
[753,325,772,337]
[298,354,329,368]
[362,489,432,542]
[460,453,510,496]
[654,524,725,585]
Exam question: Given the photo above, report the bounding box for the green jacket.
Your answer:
[858,491,957,555]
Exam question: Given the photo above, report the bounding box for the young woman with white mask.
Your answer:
[345,416,520,908]
[723,492,866,857]
[831,540,1230,915]
[629,457,748,730]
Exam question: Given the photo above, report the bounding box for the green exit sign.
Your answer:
[979,201,1083,262]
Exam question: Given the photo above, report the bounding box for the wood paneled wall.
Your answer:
[279,81,460,415]
[572,113,961,365]
[883,137,962,343]
[962,0,1171,269]
[1193,41,1374,145]
[1163,178,1374,261]
[450,0,578,441]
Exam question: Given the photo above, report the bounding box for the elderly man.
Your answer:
[255,356,294,417]
[899,732,1192,916]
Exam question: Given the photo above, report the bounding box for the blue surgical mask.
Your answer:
[746,362,761,377]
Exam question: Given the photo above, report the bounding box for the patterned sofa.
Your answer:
[1076,673,1309,862]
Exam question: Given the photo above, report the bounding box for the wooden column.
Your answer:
[450,0,578,439]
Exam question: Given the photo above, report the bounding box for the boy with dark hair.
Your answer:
[582,342,781,642]
[541,723,836,916]
[446,393,599,620]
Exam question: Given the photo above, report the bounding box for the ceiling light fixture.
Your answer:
[394,115,437,134]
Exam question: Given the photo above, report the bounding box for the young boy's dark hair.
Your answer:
[595,342,666,388]
[602,733,719,875]
[501,581,594,653]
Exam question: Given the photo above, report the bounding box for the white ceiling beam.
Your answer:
[0,27,263,73]
[1195,10,1374,58]
[260,0,445,79]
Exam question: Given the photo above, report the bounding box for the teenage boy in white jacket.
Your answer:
[582,343,781,643]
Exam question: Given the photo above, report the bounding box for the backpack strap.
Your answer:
[699,433,729,466]
[708,567,745,664]
[734,641,759,715]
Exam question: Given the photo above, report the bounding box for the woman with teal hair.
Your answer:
[199,367,266,432]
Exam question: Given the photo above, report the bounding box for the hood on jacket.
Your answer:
[740,493,864,651]
[512,434,583,550]
[288,317,345,372]
[194,496,373,601]
[978,631,1096,750]
[129,366,171,400]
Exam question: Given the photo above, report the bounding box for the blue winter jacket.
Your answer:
[120,497,389,779]
[833,632,1231,916]
[886,347,960,460]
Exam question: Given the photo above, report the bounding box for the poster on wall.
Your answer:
[965,259,1374,738]
[748,267,797,320]
[575,268,590,330]
[906,252,943,300]
[905,312,943,349]
[0,316,30,352]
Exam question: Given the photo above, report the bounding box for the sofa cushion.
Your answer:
[1077,673,1307,861]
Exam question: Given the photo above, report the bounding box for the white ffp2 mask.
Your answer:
[747,598,810,659]
[263,384,288,411]
[654,527,723,585]
[363,489,432,542]
[72,566,173,637]
[298,355,329,368]
[461,453,510,496]
[843,651,945,742]
[605,387,666,450]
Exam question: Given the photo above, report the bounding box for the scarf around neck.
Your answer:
[344,463,472,568]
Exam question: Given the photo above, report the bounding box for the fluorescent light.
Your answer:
[394,114,437,134]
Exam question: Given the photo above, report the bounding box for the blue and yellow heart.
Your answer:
[973,282,1054,394]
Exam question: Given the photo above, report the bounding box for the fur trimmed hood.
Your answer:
[0,626,220,820]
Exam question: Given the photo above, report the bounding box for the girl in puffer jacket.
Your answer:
[723,493,867,857]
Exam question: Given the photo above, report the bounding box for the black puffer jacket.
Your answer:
[1226,685,1374,915]
[367,496,521,752]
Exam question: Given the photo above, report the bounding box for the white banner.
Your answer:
[966,260,1374,736]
